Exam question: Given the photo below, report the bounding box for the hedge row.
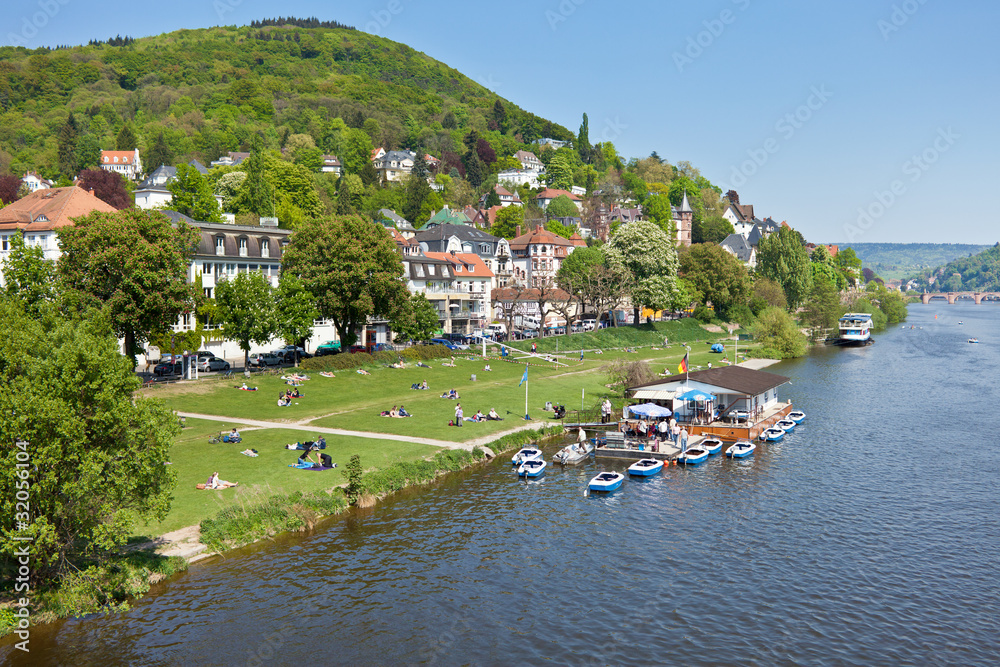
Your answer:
[300,345,460,372]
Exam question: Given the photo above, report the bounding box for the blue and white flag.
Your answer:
[519,364,528,387]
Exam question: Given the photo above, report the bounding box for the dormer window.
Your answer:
[215,236,225,256]
[428,264,435,275]
[238,237,248,257]
[261,239,270,258]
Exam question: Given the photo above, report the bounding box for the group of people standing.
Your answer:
[623,417,688,450]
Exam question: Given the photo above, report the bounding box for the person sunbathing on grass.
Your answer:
[239,383,258,391]
[357,369,371,375]
[207,472,238,489]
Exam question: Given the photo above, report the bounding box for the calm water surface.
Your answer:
[5,304,1000,666]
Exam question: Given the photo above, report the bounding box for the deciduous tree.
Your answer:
[0,299,177,582]
[0,174,23,205]
[491,203,524,239]
[390,292,439,343]
[678,243,751,320]
[1,230,59,316]
[76,168,133,210]
[756,225,813,310]
[606,220,683,320]
[546,195,579,219]
[57,208,198,361]
[168,163,222,222]
[281,215,408,348]
[275,273,319,366]
[215,271,280,368]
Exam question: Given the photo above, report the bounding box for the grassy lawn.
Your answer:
[137,417,440,537]
[505,319,722,353]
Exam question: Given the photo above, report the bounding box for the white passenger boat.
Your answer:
[838,313,874,345]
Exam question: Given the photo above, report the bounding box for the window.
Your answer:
[0,236,7,251]
[428,264,436,275]
[216,236,225,256]
[239,237,248,257]
[261,239,270,258]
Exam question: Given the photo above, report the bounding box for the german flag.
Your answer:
[678,352,688,374]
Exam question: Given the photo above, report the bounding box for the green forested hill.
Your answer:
[837,243,991,281]
[908,243,1000,292]
[0,21,573,178]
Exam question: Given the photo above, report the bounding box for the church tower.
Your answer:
[678,190,693,246]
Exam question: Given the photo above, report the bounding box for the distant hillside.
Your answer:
[907,243,1000,292]
[836,243,991,281]
[0,22,574,177]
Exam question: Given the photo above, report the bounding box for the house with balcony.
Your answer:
[21,172,52,192]
[413,223,513,289]
[509,224,578,288]
[423,251,495,335]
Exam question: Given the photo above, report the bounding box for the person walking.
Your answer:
[657,418,669,441]
[680,427,689,452]
[455,403,463,427]
[671,421,680,445]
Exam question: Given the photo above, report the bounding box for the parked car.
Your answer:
[248,352,282,367]
[348,345,368,354]
[370,342,395,352]
[430,338,460,350]
[315,340,342,356]
[197,356,231,372]
[274,344,305,356]
[153,360,182,376]
[278,349,312,362]
[442,333,467,344]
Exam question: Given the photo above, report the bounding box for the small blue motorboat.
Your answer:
[676,447,709,465]
[517,459,546,478]
[776,419,796,432]
[628,458,664,476]
[788,410,806,424]
[726,440,756,458]
[588,471,624,492]
[700,437,723,455]
[511,447,542,465]
[759,427,785,442]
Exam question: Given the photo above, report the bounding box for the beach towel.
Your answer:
[320,372,336,378]
[240,449,259,457]
[288,462,336,471]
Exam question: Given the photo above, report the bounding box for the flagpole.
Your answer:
[525,375,529,420]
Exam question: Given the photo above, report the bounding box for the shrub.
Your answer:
[693,305,715,323]
[749,307,807,359]
[301,345,456,372]
[345,454,364,505]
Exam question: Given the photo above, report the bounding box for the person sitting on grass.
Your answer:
[398,406,411,417]
[472,409,485,422]
[289,387,301,398]
[207,472,238,489]
[278,392,289,407]
[223,428,241,443]
[483,364,492,371]
[440,388,459,400]
[421,380,428,390]
[487,408,503,421]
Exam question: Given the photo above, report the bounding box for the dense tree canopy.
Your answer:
[168,163,222,222]
[215,271,280,368]
[756,226,813,310]
[678,243,751,320]
[56,209,198,360]
[0,300,177,582]
[1,230,59,316]
[76,168,132,210]
[281,215,408,347]
[606,220,684,317]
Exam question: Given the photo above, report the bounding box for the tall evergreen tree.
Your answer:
[145,132,173,170]
[463,150,484,188]
[57,112,79,178]
[492,99,509,134]
[115,123,138,151]
[577,113,592,164]
[236,136,275,217]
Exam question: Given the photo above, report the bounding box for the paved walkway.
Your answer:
[177,412,562,456]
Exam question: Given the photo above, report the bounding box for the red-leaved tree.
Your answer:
[76,168,132,209]
[0,174,23,205]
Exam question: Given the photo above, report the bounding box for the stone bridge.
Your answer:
[920,291,1000,304]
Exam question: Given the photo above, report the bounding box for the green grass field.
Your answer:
[142,324,749,538]
[139,417,439,537]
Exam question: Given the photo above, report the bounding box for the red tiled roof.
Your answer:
[101,150,137,165]
[509,224,575,251]
[0,186,117,232]
[569,232,587,247]
[535,188,582,202]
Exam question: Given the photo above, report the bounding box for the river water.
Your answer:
[5,303,1000,666]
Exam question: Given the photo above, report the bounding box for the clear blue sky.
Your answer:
[6,0,997,244]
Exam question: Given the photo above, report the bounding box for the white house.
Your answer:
[321,155,342,175]
[497,169,544,189]
[514,150,545,172]
[21,172,52,192]
[534,188,584,211]
[100,149,143,180]
[508,224,579,288]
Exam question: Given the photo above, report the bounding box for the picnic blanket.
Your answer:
[288,462,336,471]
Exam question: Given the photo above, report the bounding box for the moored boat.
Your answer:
[700,437,723,455]
[588,471,624,492]
[553,440,594,465]
[676,447,709,465]
[726,440,756,458]
[511,447,543,465]
[776,419,796,432]
[759,427,785,442]
[788,410,806,424]
[627,458,664,476]
[837,313,874,345]
[517,459,546,478]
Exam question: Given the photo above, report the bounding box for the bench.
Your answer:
[604,432,626,449]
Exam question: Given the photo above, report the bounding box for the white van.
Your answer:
[486,323,507,338]
[582,318,597,331]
